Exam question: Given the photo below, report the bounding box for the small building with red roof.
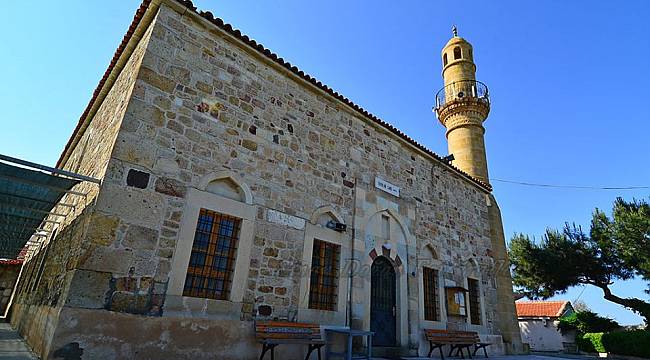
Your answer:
[516,300,575,352]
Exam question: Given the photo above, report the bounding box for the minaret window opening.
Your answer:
[453,47,462,60]
[443,53,448,66]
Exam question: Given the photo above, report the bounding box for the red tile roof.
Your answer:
[56,0,492,191]
[516,301,570,318]
[0,259,23,265]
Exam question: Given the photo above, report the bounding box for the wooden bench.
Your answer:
[255,321,326,360]
[424,329,491,359]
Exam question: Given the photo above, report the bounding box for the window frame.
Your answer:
[167,187,255,307]
[182,209,242,300]
[298,217,348,320]
[308,239,341,311]
[422,266,440,321]
[418,251,446,326]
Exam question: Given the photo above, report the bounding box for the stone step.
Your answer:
[372,346,408,359]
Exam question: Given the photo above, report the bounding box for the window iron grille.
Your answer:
[183,209,241,300]
[423,267,440,321]
[308,239,340,311]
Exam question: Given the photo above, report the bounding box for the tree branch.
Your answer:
[595,283,650,323]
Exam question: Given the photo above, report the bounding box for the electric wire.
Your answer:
[491,178,650,190]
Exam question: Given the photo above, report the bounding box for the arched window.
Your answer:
[421,244,443,322]
[453,47,462,60]
[443,53,448,66]
[205,177,245,202]
[168,171,255,307]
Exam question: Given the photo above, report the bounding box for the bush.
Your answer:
[602,330,650,358]
[577,332,605,353]
[558,311,620,334]
[578,331,650,358]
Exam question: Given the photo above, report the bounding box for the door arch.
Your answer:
[370,256,396,346]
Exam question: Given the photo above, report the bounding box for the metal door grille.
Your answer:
[371,256,396,346]
[468,278,481,325]
[371,257,396,311]
[183,209,240,300]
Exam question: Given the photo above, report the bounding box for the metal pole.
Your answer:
[0,154,101,184]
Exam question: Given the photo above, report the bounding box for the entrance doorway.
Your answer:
[370,256,396,346]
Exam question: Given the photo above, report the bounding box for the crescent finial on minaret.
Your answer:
[452,25,458,37]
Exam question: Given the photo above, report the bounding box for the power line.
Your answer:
[491,178,650,190]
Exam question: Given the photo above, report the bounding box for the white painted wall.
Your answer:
[518,319,573,352]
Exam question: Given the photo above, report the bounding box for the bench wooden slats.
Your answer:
[424,329,490,359]
[255,321,325,360]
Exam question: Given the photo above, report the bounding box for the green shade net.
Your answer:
[0,162,80,259]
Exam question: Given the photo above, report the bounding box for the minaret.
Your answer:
[435,28,524,353]
[434,26,491,185]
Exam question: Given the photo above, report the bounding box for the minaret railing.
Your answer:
[434,80,490,111]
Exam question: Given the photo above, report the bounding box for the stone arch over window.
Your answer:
[419,243,445,325]
[198,171,253,204]
[443,53,448,66]
[309,206,345,227]
[465,257,481,279]
[425,244,439,260]
[299,207,348,319]
[454,46,462,60]
[464,256,485,327]
[166,170,256,316]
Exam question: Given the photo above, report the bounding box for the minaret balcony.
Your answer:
[434,80,490,117]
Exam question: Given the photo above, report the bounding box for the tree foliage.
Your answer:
[558,311,620,334]
[509,198,650,323]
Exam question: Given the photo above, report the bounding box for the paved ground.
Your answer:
[0,322,37,359]
[402,356,580,360]
[0,326,583,360]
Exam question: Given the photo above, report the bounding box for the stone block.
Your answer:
[139,67,176,92]
[123,224,159,250]
[155,176,187,198]
[139,277,153,292]
[114,277,137,292]
[86,212,120,246]
[241,139,258,151]
[65,270,112,309]
[154,260,171,282]
[111,133,156,168]
[263,248,278,257]
[79,246,134,274]
[110,291,150,315]
[96,183,164,228]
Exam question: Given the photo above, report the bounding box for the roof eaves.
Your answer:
[56,0,492,192]
[56,0,154,169]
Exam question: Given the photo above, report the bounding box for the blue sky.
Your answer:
[1,1,648,324]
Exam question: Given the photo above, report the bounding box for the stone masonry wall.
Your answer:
[10,16,157,359]
[0,263,20,315]
[39,3,507,358]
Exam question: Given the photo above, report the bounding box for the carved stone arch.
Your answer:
[309,206,344,226]
[368,247,403,271]
[383,208,412,240]
[364,208,411,272]
[198,171,253,204]
[424,244,439,260]
[465,256,481,279]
